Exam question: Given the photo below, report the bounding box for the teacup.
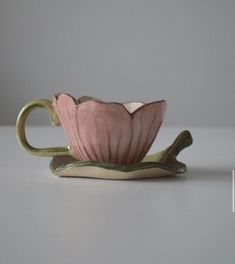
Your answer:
[16,93,166,165]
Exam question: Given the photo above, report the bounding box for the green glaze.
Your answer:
[16,99,72,157]
[50,130,193,177]
[50,156,185,174]
[143,130,193,163]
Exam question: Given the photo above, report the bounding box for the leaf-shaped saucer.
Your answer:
[50,130,193,180]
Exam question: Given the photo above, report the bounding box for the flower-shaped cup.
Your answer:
[52,94,166,165]
[16,93,166,165]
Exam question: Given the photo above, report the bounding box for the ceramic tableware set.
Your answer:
[16,93,193,179]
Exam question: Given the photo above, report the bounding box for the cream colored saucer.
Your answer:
[50,130,193,180]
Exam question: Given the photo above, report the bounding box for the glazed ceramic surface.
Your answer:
[16,94,166,165]
[50,130,193,179]
[16,95,193,179]
[52,94,166,165]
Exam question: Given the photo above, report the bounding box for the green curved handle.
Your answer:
[16,99,71,157]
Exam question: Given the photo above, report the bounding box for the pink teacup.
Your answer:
[16,93,166,165]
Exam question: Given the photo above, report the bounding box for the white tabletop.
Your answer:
[0,126,234,264]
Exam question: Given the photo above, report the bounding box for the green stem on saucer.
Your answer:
[143,130,193,163]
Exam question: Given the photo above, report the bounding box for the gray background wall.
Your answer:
[0,0,234,126]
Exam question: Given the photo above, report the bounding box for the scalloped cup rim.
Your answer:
[54,93,166,116]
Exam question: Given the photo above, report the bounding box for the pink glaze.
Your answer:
[53,94,166,165]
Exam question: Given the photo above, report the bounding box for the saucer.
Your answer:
[50,130,193,179]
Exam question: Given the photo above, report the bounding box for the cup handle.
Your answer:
[16,99,71,157]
